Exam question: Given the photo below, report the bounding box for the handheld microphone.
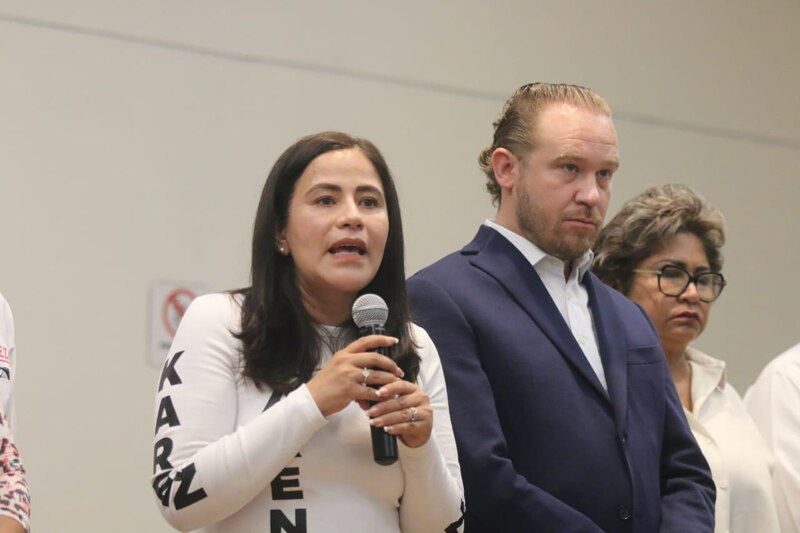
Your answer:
[352,293,398,466]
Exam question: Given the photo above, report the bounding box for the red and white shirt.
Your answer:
[0,292,29,531]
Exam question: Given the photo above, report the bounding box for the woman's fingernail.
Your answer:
[377,387,387,397]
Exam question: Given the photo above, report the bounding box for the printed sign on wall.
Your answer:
[149,281,208,366]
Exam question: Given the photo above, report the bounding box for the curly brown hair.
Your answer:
[592,183,725,295]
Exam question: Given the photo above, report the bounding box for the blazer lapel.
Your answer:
[585,273,628,432]
[465,226,610,402]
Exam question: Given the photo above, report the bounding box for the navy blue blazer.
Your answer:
[408,226,715,532]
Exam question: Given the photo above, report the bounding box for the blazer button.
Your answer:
[617,505,632,521]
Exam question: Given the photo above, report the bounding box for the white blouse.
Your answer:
[685,347,780,533]
[744,343,800,533]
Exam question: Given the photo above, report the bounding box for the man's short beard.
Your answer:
[516,186,598,261]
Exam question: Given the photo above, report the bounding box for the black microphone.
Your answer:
[352,293,398,466]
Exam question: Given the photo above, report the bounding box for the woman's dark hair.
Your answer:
[234,131,419,394]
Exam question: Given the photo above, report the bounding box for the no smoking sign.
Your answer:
[149,281,207,366]
[162,287,197,337]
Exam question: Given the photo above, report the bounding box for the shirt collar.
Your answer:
[484,219,594,281]
[686,346,727,391]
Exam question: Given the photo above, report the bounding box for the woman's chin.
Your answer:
[326,276,377,298]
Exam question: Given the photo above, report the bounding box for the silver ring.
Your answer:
[362,368,370,386]
[409,406,418,423]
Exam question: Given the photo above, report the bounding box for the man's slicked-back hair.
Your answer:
[478,82,612,205]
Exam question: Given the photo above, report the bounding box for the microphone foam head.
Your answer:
[352,293,389,328]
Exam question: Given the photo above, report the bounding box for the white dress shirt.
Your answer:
[744,342,800,533]
[484,220,607,390]
[685,347,780,533]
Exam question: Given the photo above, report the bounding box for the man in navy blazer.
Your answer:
[408,83,715,532]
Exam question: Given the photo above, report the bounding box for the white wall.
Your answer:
[1,2,798,530]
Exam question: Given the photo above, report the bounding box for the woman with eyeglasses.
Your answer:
[592,184,779,533]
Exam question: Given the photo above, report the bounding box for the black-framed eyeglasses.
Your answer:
[632,265,726,303]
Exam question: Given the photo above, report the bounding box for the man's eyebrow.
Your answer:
[553,152,620,169]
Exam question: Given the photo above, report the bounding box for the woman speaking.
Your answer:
[152,132,464,532]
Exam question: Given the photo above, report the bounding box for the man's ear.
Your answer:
[491,148,520,192]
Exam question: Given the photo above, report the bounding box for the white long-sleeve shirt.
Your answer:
[684,347,779,533]
[152,293,464,532]
[744,343,800,533]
